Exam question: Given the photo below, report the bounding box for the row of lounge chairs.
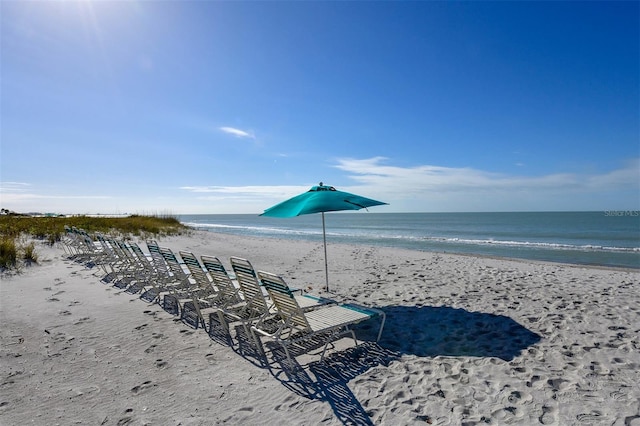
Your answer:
[61,226,385,366]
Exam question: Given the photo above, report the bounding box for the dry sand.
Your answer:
[1,230,639,425]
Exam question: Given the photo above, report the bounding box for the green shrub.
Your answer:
[47,232,60,246]
[0,237,17,270]
[0,214,187,271]
[0,214,186,241]
[22,241,38,264]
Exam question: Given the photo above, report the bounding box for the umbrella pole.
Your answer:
[322,212,329,292]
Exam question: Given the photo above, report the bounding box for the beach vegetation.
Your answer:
[0,237,18,271]
[21,240,38,265]
[0,213,187,271]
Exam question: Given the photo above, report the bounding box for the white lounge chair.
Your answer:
[179,252,241,330]
[252,271,385,364]
[206,256,270,342]
[230,256,334,312]
[158,246,193,315]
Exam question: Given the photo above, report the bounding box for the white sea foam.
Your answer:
[180,213,640,268]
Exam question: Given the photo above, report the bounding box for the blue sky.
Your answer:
[2,1,638,214]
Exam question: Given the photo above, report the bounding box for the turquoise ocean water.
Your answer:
[179,212,640,269]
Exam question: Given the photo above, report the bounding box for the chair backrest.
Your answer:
[146,240,171,281]
[95,233,108,249]
[229,257,270,314]
[180,251,214,292]
[257,271,310,331]
[129,242,155,273]
[159,247,182,274]
[200,255,241,305]
[95,234,117,259]
[81,232,98,253]
[115,240,136,264]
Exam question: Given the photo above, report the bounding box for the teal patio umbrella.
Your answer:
[261,183,387,291]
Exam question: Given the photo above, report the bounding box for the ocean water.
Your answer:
[179,212,640,269]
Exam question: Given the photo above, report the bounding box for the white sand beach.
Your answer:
[1,230,639,425]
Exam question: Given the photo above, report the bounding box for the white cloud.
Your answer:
[175,157,639,213]
[330,157,640,211]
[1,193,111,201]
[586,158,640,189]
[0,182,31,193]
[5,159,637,215]
[0,189,114,214]
[333,156,639,190]
[219,126,255,139]
[180,184,312,205]
[2,182,111,200]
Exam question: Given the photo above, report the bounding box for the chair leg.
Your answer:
[376,312,386,342]
[209,311,230,334]
[241,322,267,356]
[280,342,295,368]
[218,311,230,333]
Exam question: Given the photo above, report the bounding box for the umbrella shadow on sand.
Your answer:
[356,305,542,360]
[270,305,541,425]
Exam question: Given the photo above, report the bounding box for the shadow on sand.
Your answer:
[357,305,542,360]
[263,305,541,425]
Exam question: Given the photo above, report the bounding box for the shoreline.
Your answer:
[185,228,640,273]
[1,230,639,425]
[180,211,640,271]
[435,247,640,273]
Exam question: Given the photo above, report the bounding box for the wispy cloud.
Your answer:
[331,157,640,211]
[0,181,111,201]
[219,126,255,139]
[0,182,31,193]
[179,157,639,212]
[333,157,639,191]
[1,193,112,201]
[180,185,309,204]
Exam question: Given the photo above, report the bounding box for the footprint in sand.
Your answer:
[131,380,156,395]
[155,359,168,368]
[69,384,100,399]
[133,324,148,331]
[116,416,133,426]
[526,375,545,389]
[74,317,91,325]
[623,415,640,425]
[47,297,60,302]
[539,406,557,425]
[144,344,157,354]
[576,411,608,424]
[507,390,531,404]
[610,387,633,402]
[59,310,72,316]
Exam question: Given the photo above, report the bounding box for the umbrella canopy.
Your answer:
[261,183,387,291]
[261,183,387,217]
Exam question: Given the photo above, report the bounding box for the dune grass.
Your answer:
[0,237,18,270]
[0,214,188,271]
